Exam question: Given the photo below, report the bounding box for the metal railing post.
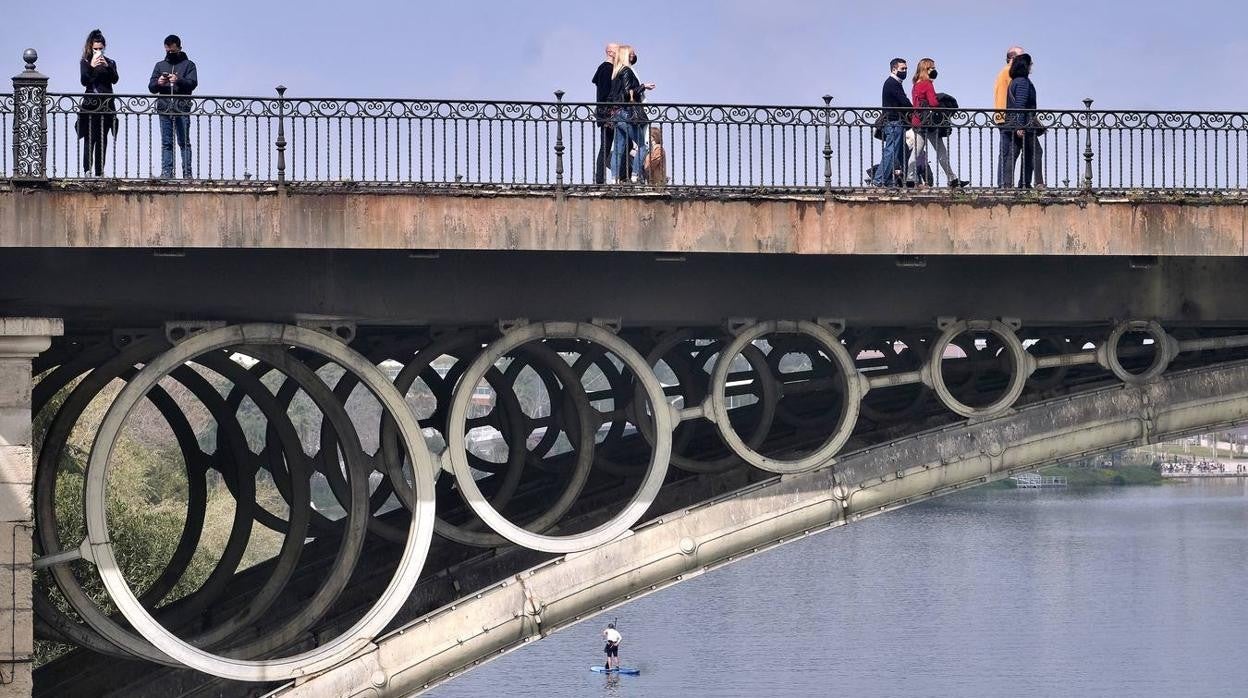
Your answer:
[11,49,48,183]
[1082,97,1094,192]
[275,85,287,186]
[821,94,833,198]
[553,90,566,194]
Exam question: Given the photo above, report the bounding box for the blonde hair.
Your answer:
[913,58,935,84]
[611,45,635,79]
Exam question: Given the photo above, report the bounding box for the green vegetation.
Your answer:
[985,444,1170,490]
[32,372,286,667]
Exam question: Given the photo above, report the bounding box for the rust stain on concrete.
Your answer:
[0,187,1244,257]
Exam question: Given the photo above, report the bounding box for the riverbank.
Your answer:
[990,465,1164,489]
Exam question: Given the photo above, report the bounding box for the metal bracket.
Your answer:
[815,317,846,337]
[498,318,529,334]
[516,574,545,633]
[724,317,756,336]
[296,319,357,344]
[112,327,157,350]
[935,316,958,331]
[999,317,1023,332]
[590,317,622,334]
[164,321,226,345]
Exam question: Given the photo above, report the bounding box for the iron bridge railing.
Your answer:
[7,51,1248,192]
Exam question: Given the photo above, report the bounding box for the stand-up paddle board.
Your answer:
[591,666,641,675]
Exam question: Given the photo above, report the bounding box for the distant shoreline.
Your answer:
[989,465,1165,489]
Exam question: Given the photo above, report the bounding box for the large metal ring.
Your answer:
[924,319,1032,418]
[1096,320,1176,385]
[82,324,437,682]
[446,322,673,553]
[708,321,865,474]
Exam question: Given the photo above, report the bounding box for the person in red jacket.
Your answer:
[907,57,969,187]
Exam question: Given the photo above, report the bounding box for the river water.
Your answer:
[428,480,1248,697]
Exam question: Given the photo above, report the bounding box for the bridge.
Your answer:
[2,48,1248,696]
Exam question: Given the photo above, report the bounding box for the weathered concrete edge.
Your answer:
[264,360,1248,697]
[3,187,1244,256]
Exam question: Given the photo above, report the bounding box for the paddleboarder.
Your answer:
[602,622,622,671]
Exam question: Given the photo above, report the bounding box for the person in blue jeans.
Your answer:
[148,34,198,179]
[608,45,647,184]
[872,58,911,187]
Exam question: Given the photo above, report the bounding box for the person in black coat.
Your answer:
[1004,53,1038,188]
[608,45,647,184]
[77,29,118,177]
[592,43,619,184]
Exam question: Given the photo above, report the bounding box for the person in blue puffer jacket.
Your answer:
[1004,53,1038,189]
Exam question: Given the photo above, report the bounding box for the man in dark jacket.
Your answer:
[871,58,911,187]
[592,43,618,184]
[148,34,198,178]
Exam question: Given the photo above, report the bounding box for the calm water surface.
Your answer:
[428,480,1248,697]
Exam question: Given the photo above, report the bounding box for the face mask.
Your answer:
[896,70,907,80]
[928,69,938,80]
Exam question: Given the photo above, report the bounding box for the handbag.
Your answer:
[871,112,886,141]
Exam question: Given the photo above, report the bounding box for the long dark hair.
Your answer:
[81,29,105,62]
[1009,53,1032,79]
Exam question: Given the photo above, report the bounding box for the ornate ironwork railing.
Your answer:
[7,49,1248,192]
[0,93,12,177]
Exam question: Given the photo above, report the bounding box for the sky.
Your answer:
[4,0,1246,110]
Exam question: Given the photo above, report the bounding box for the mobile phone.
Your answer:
[92,48,102,60]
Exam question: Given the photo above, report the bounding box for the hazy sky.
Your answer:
[5,0,1245,110]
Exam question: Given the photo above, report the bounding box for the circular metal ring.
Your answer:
[446,322,672,553]
[82,324,437,682]
[925,320,1031,419]
[1097,320,1175,385]
[378,333,595,548]
[708,321,864,474]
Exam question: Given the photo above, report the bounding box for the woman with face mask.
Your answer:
[908,58,968,187]
[1005,53,1039,188]
[77,29,119,177]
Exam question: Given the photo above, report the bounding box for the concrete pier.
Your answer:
[0,319,62,698]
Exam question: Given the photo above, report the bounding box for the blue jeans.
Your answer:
[873,121,906,186]
[610,110,647,182]
[159,114,191,178]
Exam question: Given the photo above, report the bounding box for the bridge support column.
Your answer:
[0,318,62,697]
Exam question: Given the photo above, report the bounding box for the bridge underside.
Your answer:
[24,311,1248,697]
[4,248,1248,328]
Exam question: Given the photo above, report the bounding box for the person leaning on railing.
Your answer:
[148,34,198,179]
[77,28,118,178]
